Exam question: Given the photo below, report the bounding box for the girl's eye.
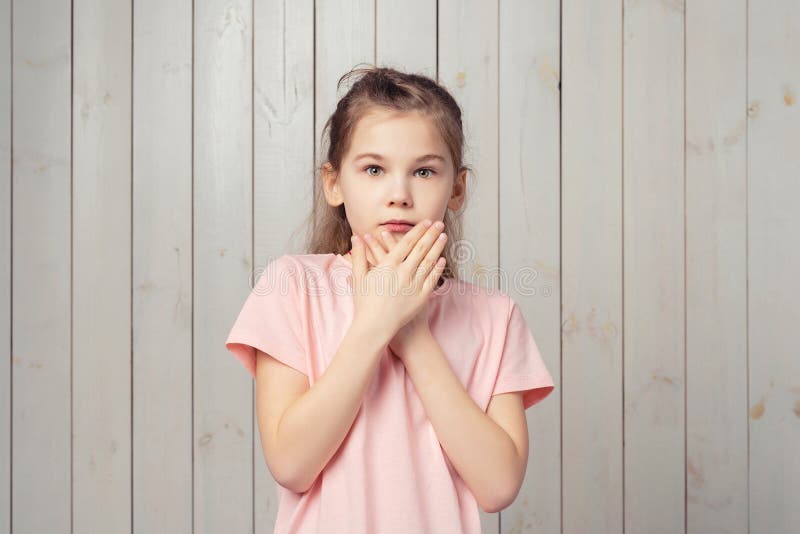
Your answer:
[363,165,437,178]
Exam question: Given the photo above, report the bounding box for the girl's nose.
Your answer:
[386,178,412,206]
[388,197,411,207]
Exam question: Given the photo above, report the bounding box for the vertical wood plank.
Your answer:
[685,1,749,532]
[561,0,623,532]
[748,1,800,532]
[0,0,9,531]
[194,0,254,532]
[622,1,685,532]
[498,0,561,532]
[438,0,498,296]
[132,1,193,532]
[375,0,436,77]
[438,1,499,531]
[12,0,72,531]
[72,0,132,530]
[252,0,315,530]
[314,0,374,156]
[253,0,314,257]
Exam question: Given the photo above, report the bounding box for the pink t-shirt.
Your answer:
[225,253,554,534]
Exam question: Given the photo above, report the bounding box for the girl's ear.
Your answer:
[321,162,344,206]
[447,167,467,211]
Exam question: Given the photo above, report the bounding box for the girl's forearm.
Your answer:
[400,332,524,512]
[272,317,390,493]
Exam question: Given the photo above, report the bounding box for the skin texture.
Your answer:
[322,106,467,345]
[321,106,467,257]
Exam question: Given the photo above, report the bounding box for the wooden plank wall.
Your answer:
[1,1,798,533]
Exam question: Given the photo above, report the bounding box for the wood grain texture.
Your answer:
[438,0,498,295]
[623,0,685,532]
[686,1,748,533]
[499,0,561,532]
[562,1,623,532]
[376,0,436,79]
[748,1,800,532]
[0,0,9,533]
[72,0,132,531]
[133,1,193,532]
[194,1,253,533]
[315,0,374,157]
[11,0,72,531]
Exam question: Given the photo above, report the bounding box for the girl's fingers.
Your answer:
[364,246,376,266]
[362,232,388,266]
[403,222,446,272]
[378,229,398,250]
[387,220,432,264]
[410,227,447,291]
[423,256,447,294]
[414,227,447,279]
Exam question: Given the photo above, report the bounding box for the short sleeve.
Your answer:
[225,255,308,379]
[491,297,555,409]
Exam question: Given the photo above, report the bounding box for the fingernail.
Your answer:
[423,219,432,227]
[434,221,444,230]
[380,230,389,239]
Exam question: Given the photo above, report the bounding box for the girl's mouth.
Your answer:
[381,223,413,232]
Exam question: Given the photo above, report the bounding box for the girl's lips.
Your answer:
[381,223,414,232]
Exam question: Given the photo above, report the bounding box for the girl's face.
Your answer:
[323,107,466,256]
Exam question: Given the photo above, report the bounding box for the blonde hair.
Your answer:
[300,64,473,281]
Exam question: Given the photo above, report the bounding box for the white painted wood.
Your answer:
[315,0,375,157]
[72,0,132,530]
[623,1,685,532]
[11,0,72,531]
[376,0,436,79]
[438,1,499,531]
[132,1,193,532]
[748,1,800,532]
[194,0,254,533]
[7,2,800,532]
[499,0,561,532]
[252,0,315,530]
[0,0,10,532]
[561,1,623,533]
[253,0,314,256]
[685,1,748,532]
[438,0,498,299]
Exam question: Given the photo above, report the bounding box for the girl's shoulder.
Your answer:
[442,276,515,316]
[265,253,350,295]
[261,253,340,274]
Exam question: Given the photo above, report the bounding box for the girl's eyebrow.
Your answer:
[353,153,447,164]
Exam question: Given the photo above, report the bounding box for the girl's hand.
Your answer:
[349,220,448,347]
[370,229,444,359]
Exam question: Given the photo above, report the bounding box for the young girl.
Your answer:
[225,66,554,534]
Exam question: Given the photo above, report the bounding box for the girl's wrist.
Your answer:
[349,315,395,353]
[392,326,433,358]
